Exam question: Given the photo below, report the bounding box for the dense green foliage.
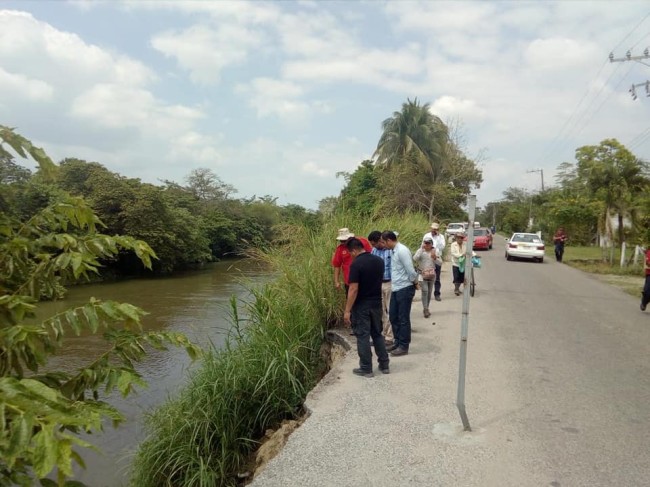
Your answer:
[0,128,201,486]
[1,127,319,276]
[130,213,428,486]
[481,139,650,251]
[332,99,483,222]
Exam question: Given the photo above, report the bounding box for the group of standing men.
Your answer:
[331,223,449,377]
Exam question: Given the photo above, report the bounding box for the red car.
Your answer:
[472,228,493,250]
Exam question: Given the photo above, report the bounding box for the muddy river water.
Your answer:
[37,259,267,486]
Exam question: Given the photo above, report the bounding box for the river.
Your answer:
[37,259,267,486]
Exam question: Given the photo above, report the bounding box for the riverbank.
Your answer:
[129,215,430,485]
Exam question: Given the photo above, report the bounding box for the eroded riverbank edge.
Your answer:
[248,328,352,481]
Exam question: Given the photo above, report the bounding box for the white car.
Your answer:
[505,233,545,263]
[445,222,467,240]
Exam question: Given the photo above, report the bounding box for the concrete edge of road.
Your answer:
[303,329,353,416]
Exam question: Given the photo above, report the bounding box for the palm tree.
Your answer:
[374,98,449,180]
[576,139,650,250]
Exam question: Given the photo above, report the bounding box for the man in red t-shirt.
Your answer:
[641,247,650,311]
[331,227,372,293]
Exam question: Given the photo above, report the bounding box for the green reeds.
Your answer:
[129,214,428,486]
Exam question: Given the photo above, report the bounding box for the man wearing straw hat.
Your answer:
[331,227,372,294]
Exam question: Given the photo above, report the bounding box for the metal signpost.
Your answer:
[456,194,476,431]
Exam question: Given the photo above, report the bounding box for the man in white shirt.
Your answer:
[422,222,445,301]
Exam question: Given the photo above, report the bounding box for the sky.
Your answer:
[1,1,649,210]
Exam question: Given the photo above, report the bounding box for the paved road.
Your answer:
[251,244,650,487]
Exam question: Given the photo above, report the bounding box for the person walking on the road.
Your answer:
[343,238,390,377]
[641,245,650,311]
[422,222,445,301]
[331,227,372,294]
[553,227,568,262]
[381,231,418,357]
[368,230,394,346]
[414,237,437,318]
[450,232,467,296]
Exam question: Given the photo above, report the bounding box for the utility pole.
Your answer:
[609,48,650,100]
[456,194,476,432]
[527,168,544,191]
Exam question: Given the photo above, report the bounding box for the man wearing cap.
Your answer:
[332,228,372,294]
[422,222,445,301]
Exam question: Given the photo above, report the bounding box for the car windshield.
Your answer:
[512,234,542,243]
[448,224,463,230]
[474,229,487,236]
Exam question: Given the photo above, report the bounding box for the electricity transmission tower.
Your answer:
[609,48,650,100]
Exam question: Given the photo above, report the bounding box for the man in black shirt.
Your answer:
[343,238,390,377]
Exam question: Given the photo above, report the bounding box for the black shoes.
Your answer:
[386,343,399,352]
[390,347,408,356]
[642,302,647,311]
[435,295,441,301]
[352,368,373,378]
[380,367,390,375]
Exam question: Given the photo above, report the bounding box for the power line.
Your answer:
[569,62,637,142]
[534,60,614,166]
[538,62,623,166]
[611,12,650,52]
[627,125,650,147]
[536,12,650,167]
[629,126,650,151]
[629,30,650,50]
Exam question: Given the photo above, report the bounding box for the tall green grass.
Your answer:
[129,214,428,486]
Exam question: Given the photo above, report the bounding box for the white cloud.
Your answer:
[236,77,332,119]
[430,96,487,122]
[0,8,220,181]
[0,10,154,88]
[0,67,54,101]
[525,37,599,70]
[70,84,204,134]
[301,161,329,177]
[151,23,264,84]
[121,0,281,25]
[169,131,223,165]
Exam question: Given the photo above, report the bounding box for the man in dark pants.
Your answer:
[343,238,390,377]
[553,227,567,262]
[381,231,419,356]
[641,246,650,311]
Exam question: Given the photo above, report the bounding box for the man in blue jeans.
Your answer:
[381,231,419,356]
[343,238,390,377]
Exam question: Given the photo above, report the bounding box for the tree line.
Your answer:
[479,139,650,250]
[0,130,319,276]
